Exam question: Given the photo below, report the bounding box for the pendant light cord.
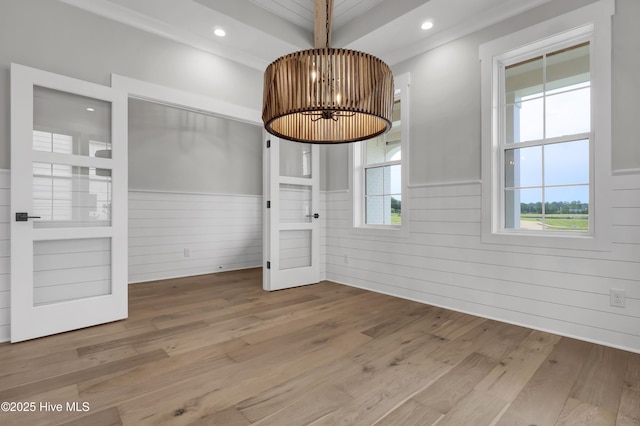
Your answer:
[325,0,330,48]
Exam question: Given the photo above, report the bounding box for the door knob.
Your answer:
[15,212,41,221]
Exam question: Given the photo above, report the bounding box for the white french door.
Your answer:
[10,64,128,342]
[263,136,320,291]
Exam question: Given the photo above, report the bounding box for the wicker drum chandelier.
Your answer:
[262,0,394,144]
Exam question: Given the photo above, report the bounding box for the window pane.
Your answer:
[505,146,542,188]
[544,186,589,231]
[385,138,401,162]
[390,195,401,225]
[505,188,542,230]
[366,196,384,224]
[546,43,590,94]
[365,136,386,165]
[387,164,401,194]
[506,97,543,143]
[545,87,590,139]
[544,140,589,186]
[366,166,384,196]
[505,56,543,103]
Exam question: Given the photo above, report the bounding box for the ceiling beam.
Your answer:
[314,0,333,48]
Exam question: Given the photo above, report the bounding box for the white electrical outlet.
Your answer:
[183,248,190,257]
[344,254,349,264]
[610,289,625,307]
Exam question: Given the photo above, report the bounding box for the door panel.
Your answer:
[10,63,127,342]
[264,137,319,290]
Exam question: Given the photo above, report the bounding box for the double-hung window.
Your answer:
[363,100,402,225]
[352,72,409,234]
[480,0,613,248]
[503,42,591,232]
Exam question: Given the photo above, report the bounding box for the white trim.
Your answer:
[321,189,351,194]
[111,74,261,126]
[479,0,614,252]
[612,168,640,176]
[408,180,481,189]
[129,266,262,285]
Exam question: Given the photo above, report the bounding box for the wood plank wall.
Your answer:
[321,174,640,353]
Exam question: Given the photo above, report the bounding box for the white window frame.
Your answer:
[479,0,613,250]
[351,72,410,237]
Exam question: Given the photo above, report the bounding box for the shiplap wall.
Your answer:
[0,170,9,342]
[322,174,640,353]
[129,190,262,283]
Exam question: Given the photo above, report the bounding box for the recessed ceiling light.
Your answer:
[214,28,226,37]
[86,107,95,112]
[421,21,434,30]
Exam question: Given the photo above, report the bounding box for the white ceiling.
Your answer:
[60,0,552,70]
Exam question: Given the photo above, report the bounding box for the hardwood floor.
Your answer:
[0,268,638,425]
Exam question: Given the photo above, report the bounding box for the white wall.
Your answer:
[321,0,640,353]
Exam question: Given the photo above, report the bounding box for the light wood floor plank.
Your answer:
[495,337,593,426]
[570,345,629,413]
[0,268,637,426]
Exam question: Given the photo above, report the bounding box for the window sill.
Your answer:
[481,227,611,252]
[351,224,408,239]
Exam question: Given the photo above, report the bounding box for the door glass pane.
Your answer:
[32,163,112,228]
[280,138,311,178]
[33,86,112,157]
[279,230,311,270]
[279,184,312,223]
[33,238,111,306]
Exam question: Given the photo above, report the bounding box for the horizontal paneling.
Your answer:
[0,170,9,342]
[323,174,640,353]
[128,190,263,283]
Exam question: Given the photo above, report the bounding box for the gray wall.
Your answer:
[611,0,640,171]
[129,99,262,194]
[321,0,640,187]
[0,0,263,171]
